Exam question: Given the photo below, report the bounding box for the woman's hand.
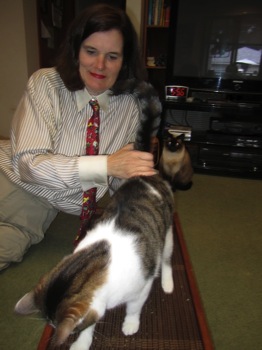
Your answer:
[107,144,157,179]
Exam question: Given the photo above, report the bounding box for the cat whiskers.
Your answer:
[27,315,44,321]
[92,320,111,340]
[93,327,107,341]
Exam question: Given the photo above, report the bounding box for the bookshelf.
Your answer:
[141,0,171,100]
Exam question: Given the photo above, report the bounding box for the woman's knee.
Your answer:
[0,223,33,270]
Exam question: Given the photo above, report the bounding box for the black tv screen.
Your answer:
[166,0,262,100]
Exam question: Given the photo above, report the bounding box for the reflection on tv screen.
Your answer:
[173,0,262,80]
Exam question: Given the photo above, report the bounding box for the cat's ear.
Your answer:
[81,308,99,330]
[52,309,99,346]
[14,290,39,315]
[163,129,170,139]
[53,318,75,347]
[177,133,185,141]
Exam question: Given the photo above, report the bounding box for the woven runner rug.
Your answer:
[37,213,214,350]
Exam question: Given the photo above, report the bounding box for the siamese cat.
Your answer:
[159,131,193,191]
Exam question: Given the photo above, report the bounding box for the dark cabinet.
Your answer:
[163,100,262,178]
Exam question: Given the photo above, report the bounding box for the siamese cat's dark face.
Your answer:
[164,134,185,153]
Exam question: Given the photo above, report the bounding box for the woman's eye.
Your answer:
[86,49,97,56]
[107,54,119,60]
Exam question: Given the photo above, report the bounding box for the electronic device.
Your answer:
[187,141,262,176]
[210,119,262,135]
[166,0,262,103]
[165,124,192,141]
[165,85,189,101]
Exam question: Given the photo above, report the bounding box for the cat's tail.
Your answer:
[132,81,162,152]
[113,79,162,152]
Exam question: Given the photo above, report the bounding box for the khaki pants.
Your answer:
[0,171,58,270]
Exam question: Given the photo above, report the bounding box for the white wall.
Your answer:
[23,0,40,77]
[0,0,141,138]
[126,0,142,37]
[0,0,39,137]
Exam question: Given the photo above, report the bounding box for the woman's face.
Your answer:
[79,29,124,95]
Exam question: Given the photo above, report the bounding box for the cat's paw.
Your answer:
[69,329,93,350]
[161,269,174,294]
[162,277,174,293]
[70,342,89,350]
[122,316,140,336]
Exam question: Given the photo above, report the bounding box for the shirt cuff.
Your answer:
[78,155,108,191]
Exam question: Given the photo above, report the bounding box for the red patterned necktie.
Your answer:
[74,99,100,246]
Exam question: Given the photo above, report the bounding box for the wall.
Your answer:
[23,0,40,77]
[0,0,39,137]
[126,0,142,37]
[0,0,141,138]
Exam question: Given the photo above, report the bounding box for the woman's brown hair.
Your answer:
[56,3,147,92]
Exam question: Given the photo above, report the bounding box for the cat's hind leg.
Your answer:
[122,279,153,336]
[161,225,174,293]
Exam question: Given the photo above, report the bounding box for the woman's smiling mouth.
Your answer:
[90,72,106,79]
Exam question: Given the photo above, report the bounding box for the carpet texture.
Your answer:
[38,213,213,350]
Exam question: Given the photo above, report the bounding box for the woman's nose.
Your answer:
[95,55,106,71]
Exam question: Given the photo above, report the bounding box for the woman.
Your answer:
[0,4,161,270]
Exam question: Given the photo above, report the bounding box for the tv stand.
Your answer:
[163,99,262,178]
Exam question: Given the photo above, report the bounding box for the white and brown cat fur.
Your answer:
[15,175,174,350]
[159,131,193,191]
[14,81,174,350]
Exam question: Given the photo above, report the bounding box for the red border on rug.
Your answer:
[38,213,214,350]
[174,212,214,350]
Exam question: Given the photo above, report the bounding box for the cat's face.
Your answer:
[14,279,99,347]
[14,249,107,347]
[164,133,185,153]
[15,241,110,347]
[15,283,91,345]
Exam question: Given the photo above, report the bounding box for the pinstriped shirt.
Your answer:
[0,68,140,215]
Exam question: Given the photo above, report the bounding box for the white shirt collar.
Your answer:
[75,88,111,112]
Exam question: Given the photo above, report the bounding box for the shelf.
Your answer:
[164,100,262,114]
[146,66,166,69]
[163,96,262,178]
[147,25,169,29]
[141,0,170,99]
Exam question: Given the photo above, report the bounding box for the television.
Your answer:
[166,0,262,104]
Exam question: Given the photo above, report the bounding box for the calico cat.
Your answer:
[14,81,174,350]
[159,131,193,191]
[14,174,174,350]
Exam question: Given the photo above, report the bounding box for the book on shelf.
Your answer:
[148,0,171,26]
